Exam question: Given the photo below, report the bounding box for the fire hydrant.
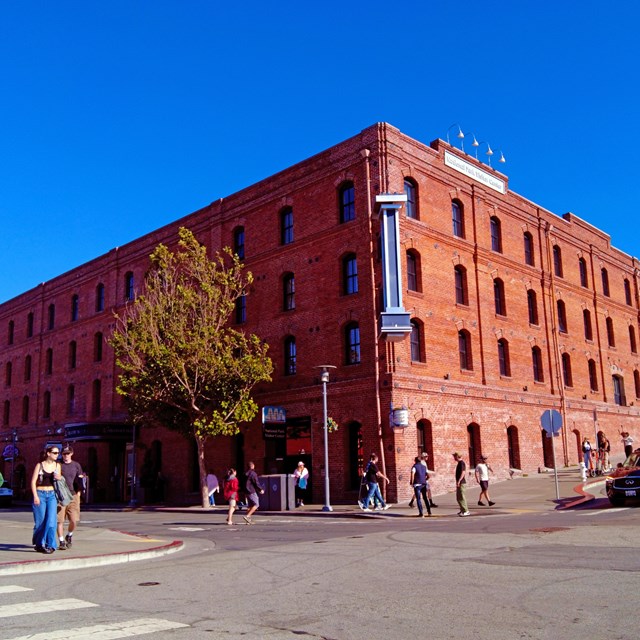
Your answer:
[579,461,587,482]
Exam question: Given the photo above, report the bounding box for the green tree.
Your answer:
[110,227,273,507]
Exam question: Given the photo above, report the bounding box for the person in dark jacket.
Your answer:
[243,461,264,525]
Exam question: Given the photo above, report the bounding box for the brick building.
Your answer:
[2,122,640,505]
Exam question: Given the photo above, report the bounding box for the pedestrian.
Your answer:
[475,455,495,506]
[56,446,85,550]
[223,468,239,525]
[205,469,219,506]
[410,456,431,517]
[359,453,390,512]
[597,432,611,472]
[453,452,470,516]
[30,445,62,554]
[582,437,594,471]
[243,461,264,525]
[620,431,634,458]
[292,461,309,507]
[408,452,438,509]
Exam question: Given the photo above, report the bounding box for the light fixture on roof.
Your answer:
[462,132,479,154]
[446,123,464,145]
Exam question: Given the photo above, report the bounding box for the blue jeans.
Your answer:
[413,484,431,516]
[363,482,385,508]
[32,490,58,549]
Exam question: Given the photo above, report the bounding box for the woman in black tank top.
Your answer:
[30,445,62,553]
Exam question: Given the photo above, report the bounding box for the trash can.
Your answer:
[259,474,296,511]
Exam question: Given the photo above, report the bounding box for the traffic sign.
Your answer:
[540,409,562,435]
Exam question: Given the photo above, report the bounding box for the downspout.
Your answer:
[470,185,486,385]
[588,245,607,402]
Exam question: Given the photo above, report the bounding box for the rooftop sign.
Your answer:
[444,151,506,194]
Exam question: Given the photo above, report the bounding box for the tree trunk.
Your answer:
[196,434,210,509]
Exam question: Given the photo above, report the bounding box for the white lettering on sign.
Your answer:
[444,151,506,194]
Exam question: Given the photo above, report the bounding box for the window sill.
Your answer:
[455,302,470,309]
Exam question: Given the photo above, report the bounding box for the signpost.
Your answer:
[541,409,562,500]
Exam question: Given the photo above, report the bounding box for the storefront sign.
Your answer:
[64,423,133,441]
[444,151,506,194]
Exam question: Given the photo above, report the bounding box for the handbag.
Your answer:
[53,476,75,507]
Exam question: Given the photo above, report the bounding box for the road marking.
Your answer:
[0,586,32,594]
[586,507,631,516]
[4,617,189,639]
[168,526,205,531]
[0,598,98,618]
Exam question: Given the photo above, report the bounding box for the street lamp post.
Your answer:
[316,365,336,512]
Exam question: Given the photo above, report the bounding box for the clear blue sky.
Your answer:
[1,1,638,304]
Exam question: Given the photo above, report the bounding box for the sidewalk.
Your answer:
[0,466,605,576]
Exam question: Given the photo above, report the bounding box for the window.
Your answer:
[94,332,103,362]
[635,370,640,399]
[458,330,473,370]
[406,250,420,292]
[96,283,105,312]
[24,355,31,382]
[404,178,418,219]
[561,352,573,387]
[43,391,51,420]
[624,278,632,305]
[498,338,511,377]
[71,294,79,321]
[601,268,610,297]
[124,272,135,301]
[583,309,593,341]
[21,395,29,423]
[553,245,563,278]
[27,312,34,338]
[579,258,588,288]
[67,384,76,415]
[280,207,294,245]
[454,265,468,305]
[3,400,9,426]
[339,181,355,223]
[48,304,55,330]
[410,320,424,363]
[613,374,626,406]
[92,379,101,417]
[532,346,544,382]
[523,232,534,266]
[342,253,358,295]
[345,322,361,365]
[68,341,77,369]
[284,337,297,375]
[235,295,246,324]
[283,273,295,311]
[490,216,502,252]
[630,326,637,354]
[416,419,433,462]
[557,300,568,333]
[5,362,12,387]
[8,320,14,345]
[45,348,53,375]
[606,317,615,347]
[494,278,506,316]
[452,200,465,238]
[527,289,538,325]
[233,226,245,260]
[588,359,598,392]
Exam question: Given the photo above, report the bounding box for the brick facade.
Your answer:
[2,122,639,504]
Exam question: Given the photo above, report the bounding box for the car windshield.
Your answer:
[623,452,640,468]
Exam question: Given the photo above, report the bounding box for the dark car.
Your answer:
[606,451,640,506]
[0,483,13,507]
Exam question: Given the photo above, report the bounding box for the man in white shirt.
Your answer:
[475,455,495,507]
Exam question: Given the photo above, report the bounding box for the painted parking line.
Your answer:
[0,586,32,594]
[0,598,98,618]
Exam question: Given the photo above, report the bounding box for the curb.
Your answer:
[557,479,606,510]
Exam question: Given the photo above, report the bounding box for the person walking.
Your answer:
[30,445,62,554]
[292,461,309,507]
[205,469,219,506]
[359,453,390,512]
[410,456,431,517]
[620,431,634,458]
[582,437,594,472]
[453,452,470,516]
[223,468,239,525]
[243,461,264,525]
[56,446,85,550]
[475,455,495,506]
[408,452,438,509]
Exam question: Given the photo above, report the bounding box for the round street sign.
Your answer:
[540,409,562,435]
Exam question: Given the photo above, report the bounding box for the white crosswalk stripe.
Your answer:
[0,598,99,618]
[0,586,33,594]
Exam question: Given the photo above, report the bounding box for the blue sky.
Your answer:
[1,1,638,304]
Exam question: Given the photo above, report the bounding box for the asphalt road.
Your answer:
[1,499,638,640]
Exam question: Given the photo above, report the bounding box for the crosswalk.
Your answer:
[1,585,188,639]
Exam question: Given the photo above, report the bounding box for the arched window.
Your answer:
[579,258,588,287]
[406,250,421,292]
[454,265,468,305]
[490,216,502,253]
[527,289,538,325]
[27,312,34,338]
[601,268,610,297]
[634,370,640,398]
[3,400,10,426]
[124,272,135,301]
[458,330,473,370]
[624,278,632,305]
[588,359,598,392]
[561,352,573,387]
[48,303,55,330]
[342,253,358,295]
[5,361,12,387]
[606,317,615,347]
[493,278,506,316]
[498,338,511,377]
[583,309,593,341]
[532,346,544,382]
[45,348,53,375]
[630,325,637,354]
[339,181,355,223]
[21,395,29,423]
[612,374,626,406]
[416,419,434,464]
[507,425,521,470]
[70,294,79,322]
[8,320,14,345]
[68,340,77,369]
[467,423,481,466]
[404,178,418,219]
[410,319,424,363]
[94,332,103,362]
[557,300,568,333]
[284,336,297,376]
[280,207,294,245]
[95,283,105,312]
[92,379,102,417]
[24,355,32,382]
[345,322,361,365]
[523,232,534,266]
[234,295,246,324]
[283,273,295,311]
[452,200,465,238]
[553,245,563,278]
[233,226,245,259]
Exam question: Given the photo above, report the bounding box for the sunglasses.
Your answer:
[49,450,60,455]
